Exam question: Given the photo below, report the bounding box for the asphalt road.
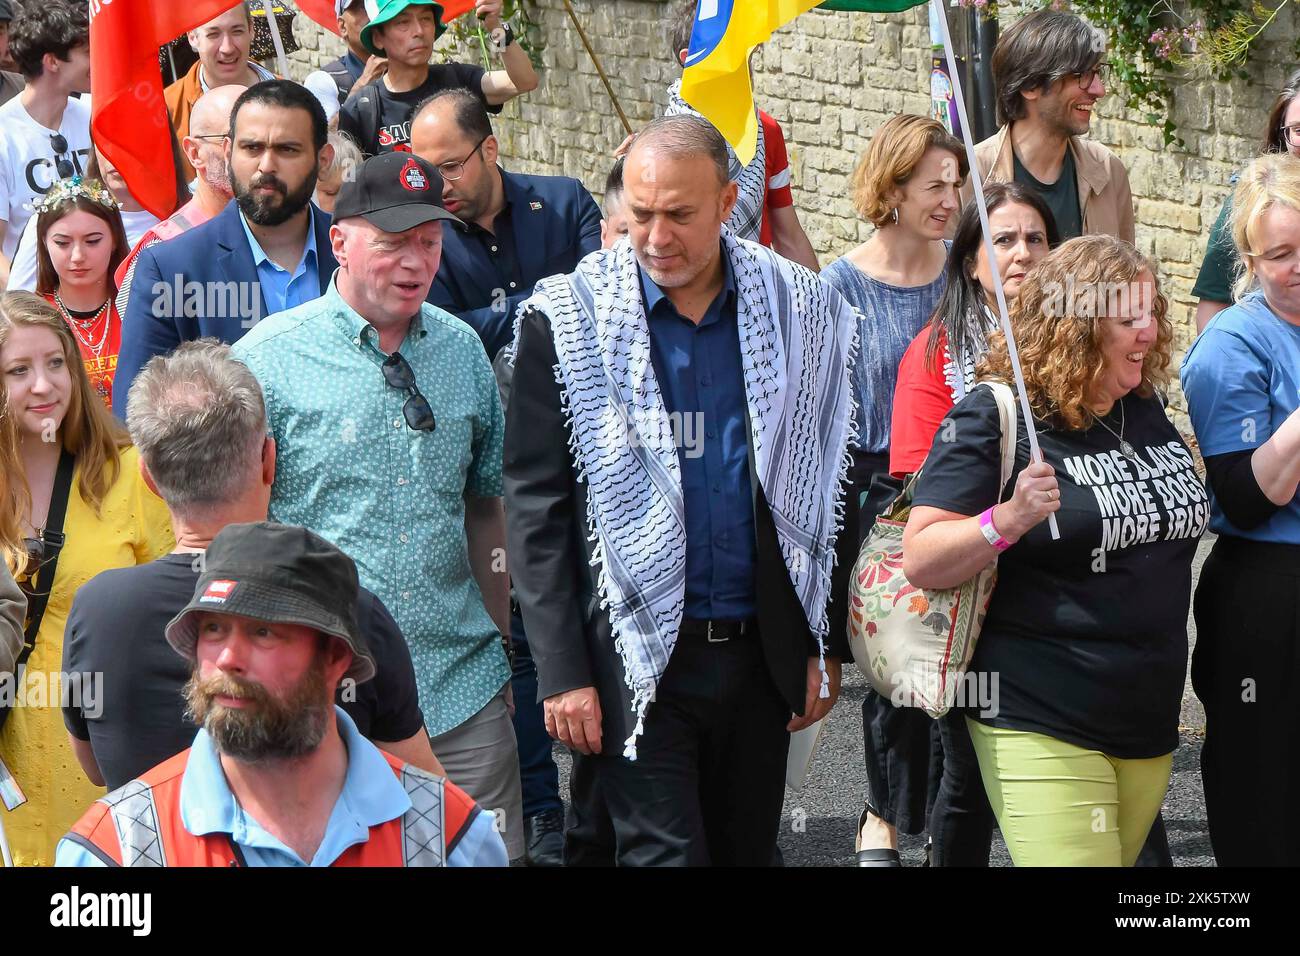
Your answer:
[551,537,1217,866]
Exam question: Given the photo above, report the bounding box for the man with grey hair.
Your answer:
[61,339,441,792]
[504,114,860,865]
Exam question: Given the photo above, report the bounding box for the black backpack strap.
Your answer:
[18,448,76,657]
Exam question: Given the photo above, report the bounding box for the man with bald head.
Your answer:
[410,88,601,361]
[166,2,277,182]
[503,115,860,866]
[113,85,244,319]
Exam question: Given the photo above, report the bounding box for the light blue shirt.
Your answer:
[232,277,508,737]
[1181,290,1300,543]
[238,208,322,317]
[54,708,508,867]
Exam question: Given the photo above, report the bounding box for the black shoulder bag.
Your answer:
[0,449,75,732]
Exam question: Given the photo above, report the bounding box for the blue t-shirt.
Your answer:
[1181,290,1300,543]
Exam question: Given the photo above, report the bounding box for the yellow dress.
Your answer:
[0,446,174,866]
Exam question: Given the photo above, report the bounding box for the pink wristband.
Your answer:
[979,507,1012,552]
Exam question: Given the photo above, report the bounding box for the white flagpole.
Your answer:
[929,0,1060,539]
[261,1,291,79]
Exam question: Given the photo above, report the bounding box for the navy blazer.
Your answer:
[114,202,338,417]
[427,169,602,359]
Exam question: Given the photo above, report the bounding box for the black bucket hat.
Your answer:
[165,522,377,684]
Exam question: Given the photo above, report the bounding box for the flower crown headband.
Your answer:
[33,176,118,215]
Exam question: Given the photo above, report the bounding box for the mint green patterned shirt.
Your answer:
[233,277,508,736]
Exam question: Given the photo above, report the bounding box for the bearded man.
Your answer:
[114,79,340,417]
[57,522,507,868]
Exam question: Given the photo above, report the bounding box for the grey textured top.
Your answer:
[821,243,949,453]
[1,561,25,677]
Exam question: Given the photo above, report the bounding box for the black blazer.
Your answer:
[503,308,856,747]
[115,202,338,417]
[426,169,602,359]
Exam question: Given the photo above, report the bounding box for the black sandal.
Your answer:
[854,806,902,867]
[856,847,903,867]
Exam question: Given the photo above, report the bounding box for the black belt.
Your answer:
[678,617,758,643]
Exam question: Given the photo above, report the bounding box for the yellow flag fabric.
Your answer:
[679,1,823,165]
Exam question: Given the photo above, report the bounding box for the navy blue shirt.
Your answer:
[640,254,757,620]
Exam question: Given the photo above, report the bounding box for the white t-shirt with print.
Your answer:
[0,95,93,263]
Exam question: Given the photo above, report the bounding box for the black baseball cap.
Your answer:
[165,522,377,684]
[0,1,13,22]
[333,152,461,233]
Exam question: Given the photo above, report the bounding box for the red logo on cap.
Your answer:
[400,158,429,192]
[200,580,238,604]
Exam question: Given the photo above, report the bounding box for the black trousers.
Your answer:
[565,628,791,866]
[930,710,996,865]
[854,448,941,833]
[1192,534,1300,866]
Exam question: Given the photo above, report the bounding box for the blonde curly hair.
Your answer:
[977,236,1172,431]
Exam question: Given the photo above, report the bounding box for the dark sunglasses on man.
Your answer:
[49,134,76,180]
[381,351,436,432]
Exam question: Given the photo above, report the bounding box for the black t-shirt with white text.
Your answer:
[339,63,498,156]
[913,387,1208,758]
[62,554,426,790]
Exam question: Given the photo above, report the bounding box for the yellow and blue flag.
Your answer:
[679,1,824,166]
[680,1,926,165]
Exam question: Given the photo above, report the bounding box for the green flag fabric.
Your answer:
[818,0,927,11]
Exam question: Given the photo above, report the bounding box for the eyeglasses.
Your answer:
[1282,124,1300,148]
[436,135,490,183]
[49,134,75,180]
[189,133,230,143]
[1072,63,1110,91]
[381,351,436,432]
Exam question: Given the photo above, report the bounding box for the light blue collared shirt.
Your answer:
[55,708,507,868]
[238,208,322,318]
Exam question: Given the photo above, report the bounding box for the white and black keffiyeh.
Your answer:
[665,81,767,243]
[507,236,858,759]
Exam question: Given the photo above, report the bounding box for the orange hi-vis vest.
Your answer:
[65,748,478,867]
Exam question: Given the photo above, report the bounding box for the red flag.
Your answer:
[90,2,245,219]
[439,1,482,20]
[296,1,342,35]
[298,0,482,35]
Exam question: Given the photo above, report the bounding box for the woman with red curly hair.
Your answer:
[901,236,1208,866]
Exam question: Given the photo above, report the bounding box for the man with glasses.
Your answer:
[965,8,1135,243]
[410,89,601,360]
[0,1,91,287]
[113,85,244,324]
[233,151,523,861]
[166,3,278,183]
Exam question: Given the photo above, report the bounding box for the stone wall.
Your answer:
[287,0,1300,409]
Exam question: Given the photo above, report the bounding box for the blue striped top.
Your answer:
[821,245,950,453]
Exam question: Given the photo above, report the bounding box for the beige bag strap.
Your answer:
[981,381,1020,504]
